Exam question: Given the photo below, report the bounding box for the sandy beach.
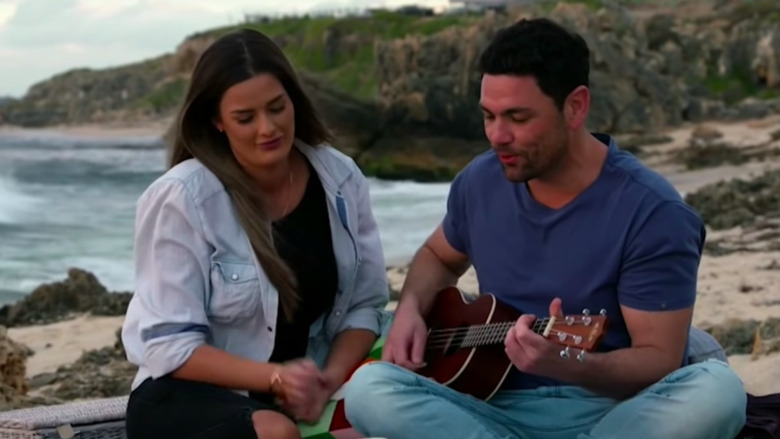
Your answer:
[0,121,170,139]
[7,315,125,377]
[2,116,780,406]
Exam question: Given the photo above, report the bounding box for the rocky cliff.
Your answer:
[1,0,779,181]
[360,0,780,178]
[0,55,181,127]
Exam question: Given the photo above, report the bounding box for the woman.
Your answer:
[121,28,390,439]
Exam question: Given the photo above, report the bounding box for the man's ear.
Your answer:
[563,85,590,130]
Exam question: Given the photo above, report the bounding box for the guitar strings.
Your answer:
[425,322,548,345]
[425,318,551,340]
[425,327,575,350]
[424,319,552,349]
[424,314,593,342]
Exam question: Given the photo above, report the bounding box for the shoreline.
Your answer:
[0,121,170,139]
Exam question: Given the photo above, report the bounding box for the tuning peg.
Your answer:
[565,315,574,325]
[582,308,590,316]
[577,350,586,363]
[599,309,607,316]
[559,346,570,359]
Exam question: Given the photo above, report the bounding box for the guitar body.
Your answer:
[417,286,522,401]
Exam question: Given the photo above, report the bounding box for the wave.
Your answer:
[11,158,163,187]
[0,133,164,152]
[0,176,43,225]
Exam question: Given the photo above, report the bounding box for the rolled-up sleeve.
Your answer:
[131,178,212,378]
[336,166,389,336]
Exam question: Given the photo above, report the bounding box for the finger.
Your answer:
[392,333,416,369]
[513,314,535,342]
[549,298,563,318]
[380,343,394,363]
[504,331,525,367]
[504,335,519,360]
[504,325,515,346]
[517,314,536,328]
[286,362,319,380]
[295,358,319,374]
[410,325,426,366]
[284,386,310,405]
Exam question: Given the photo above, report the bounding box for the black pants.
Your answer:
[125,376,286,439]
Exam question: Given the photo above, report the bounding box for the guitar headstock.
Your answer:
[540,308,608,362]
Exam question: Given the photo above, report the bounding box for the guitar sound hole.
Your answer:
[440,327,466,356]
[443,338,461,356]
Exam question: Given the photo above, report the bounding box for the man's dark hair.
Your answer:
[479,17,590,110]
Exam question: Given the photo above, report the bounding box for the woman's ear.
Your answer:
[213,120,224,133]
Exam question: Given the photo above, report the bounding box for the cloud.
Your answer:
[0,0,245,96]
[0,2,17,30]
[0,0,448,97]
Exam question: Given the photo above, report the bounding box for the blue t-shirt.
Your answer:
[442,133,706,390]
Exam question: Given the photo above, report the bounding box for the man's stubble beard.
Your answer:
[502,134,570,184]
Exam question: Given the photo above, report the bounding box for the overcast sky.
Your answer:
[0,0,447,98]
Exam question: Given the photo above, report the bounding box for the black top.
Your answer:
[268,159,339,363]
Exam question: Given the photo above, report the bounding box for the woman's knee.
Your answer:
[252,410,301,439]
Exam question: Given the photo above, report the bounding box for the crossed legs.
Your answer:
[344,360,746,439]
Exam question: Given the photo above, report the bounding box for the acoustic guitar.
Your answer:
[415,286,608,401]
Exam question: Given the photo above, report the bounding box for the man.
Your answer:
[343,17,747,439]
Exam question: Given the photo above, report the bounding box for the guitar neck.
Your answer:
[440,317,554,349]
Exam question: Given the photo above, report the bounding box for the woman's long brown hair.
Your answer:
[169,28,332,323]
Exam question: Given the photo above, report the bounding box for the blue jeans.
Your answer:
[343,358,746,439]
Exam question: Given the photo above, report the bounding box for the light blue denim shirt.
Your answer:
[121,139,391,392]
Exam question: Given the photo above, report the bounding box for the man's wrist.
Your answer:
[397,293,424,316]
[557,349,600,385]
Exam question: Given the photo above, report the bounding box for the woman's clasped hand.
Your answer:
[272,359,342,424]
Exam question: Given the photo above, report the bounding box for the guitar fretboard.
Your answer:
[427,318,552,350]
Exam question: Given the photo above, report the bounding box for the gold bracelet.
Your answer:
[270,367,285,400]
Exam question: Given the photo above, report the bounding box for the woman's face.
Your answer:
[214,72,296,171]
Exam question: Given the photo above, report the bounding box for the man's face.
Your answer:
[480,74,570,183]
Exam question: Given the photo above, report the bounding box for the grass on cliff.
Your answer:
[704,70,780,104]
[195,11,482,100]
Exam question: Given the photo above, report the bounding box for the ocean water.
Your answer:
[0,131,451,305]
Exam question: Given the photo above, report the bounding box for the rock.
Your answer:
[35,327,136,402]
[614,133,673,155]
[28,372,58,389]
[365,1,779,176]
[4,2,780,181]
[91,291,133,317]
[0,268,132,327]
[755,31,780,88]
[674,121,780,170]
[389,283,400,301]
[703,317,780,357]
[673,139,748,170]
[0,56,173,126]
[296,71,383,156]
[691,124,724,141]
[0,326,29,410]
[685,169,780,230]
